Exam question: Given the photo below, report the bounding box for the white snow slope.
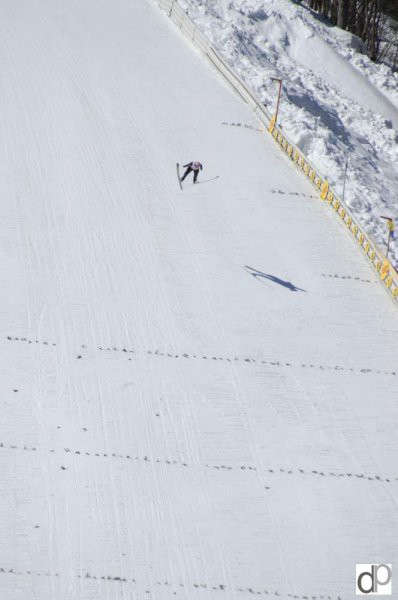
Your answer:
[178,0,398,266]
[0,1,397,600]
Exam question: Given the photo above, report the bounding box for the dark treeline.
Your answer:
[307,0,398,66]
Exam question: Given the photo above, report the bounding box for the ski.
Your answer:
[195,176,220,185]
[176,163,183,190]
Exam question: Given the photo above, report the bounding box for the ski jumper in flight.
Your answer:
[181,161,203,184]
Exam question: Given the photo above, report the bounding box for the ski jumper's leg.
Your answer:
[193,169,199,183]
[181,167,192,182]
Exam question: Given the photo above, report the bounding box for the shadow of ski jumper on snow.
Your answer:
[245,265,307,292]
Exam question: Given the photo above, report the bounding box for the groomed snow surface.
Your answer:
[178,0,398,267]
[0,1,397,599]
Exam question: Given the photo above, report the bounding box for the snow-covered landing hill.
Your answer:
[178,0,398,265]
[0,0,397,599]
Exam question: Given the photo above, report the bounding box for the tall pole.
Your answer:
[381,216,394,259]
[271,78,283,126]
[342,153,348,204]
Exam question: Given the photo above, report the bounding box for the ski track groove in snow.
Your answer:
[162,168,291,583]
